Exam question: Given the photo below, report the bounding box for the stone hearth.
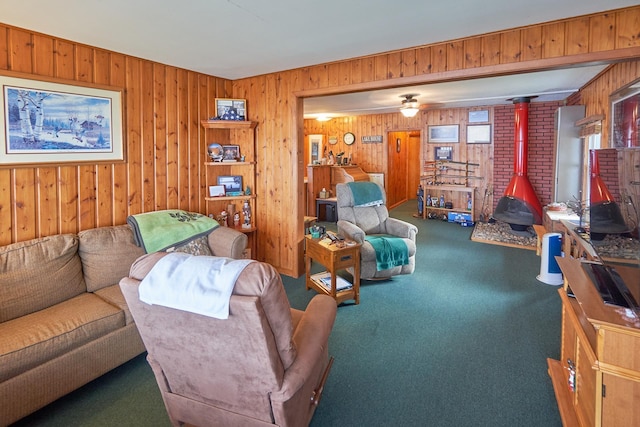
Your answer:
[471,221,536,249]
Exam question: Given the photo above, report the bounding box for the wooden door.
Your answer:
[387,131,421,209]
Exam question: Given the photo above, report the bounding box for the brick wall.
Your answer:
[492,101,563,212]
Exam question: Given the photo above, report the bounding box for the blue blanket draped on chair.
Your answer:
[365,234,409,270]
[347,182,383,207]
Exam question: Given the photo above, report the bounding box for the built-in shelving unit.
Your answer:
[201,120,257,255]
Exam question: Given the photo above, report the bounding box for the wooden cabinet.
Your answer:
[547,257,640,427]
[201,120,257,256]
[421,184,475,221]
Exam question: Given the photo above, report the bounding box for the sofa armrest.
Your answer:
[270,294,336,402]
[385,217,418,241]
[337,220,365,244]
[207,226,248,259]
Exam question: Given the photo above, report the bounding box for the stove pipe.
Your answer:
[589,149,628,239]
[493,97,543,229]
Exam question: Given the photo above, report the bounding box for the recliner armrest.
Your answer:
[337,220,365,243]
[207,226,248,259]
[384,217,418,241]
[270,294,336,402]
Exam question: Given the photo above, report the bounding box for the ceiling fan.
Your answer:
[400,94,420,117]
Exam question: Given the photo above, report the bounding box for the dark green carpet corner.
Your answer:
[14,201,562,426]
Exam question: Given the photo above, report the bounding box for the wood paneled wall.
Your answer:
[0,25,232,246]
[237,6,640,276]
[2,6,640,277]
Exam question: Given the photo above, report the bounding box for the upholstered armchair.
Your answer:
[120,252,336,427]
[336,182,418,280]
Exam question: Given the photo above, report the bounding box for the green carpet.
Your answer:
[13,201,562,427]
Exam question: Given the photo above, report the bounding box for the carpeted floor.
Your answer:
[13,201,563,427]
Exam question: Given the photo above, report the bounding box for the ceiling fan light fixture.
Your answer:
[400,107,419,117]
[399,93,420,117]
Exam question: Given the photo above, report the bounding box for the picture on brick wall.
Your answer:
[467,124,492,144]
[0,71,125,166]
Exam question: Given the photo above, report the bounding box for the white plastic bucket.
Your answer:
[537,232,564,286]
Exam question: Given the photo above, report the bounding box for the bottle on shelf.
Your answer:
[467,192,472,211]
[426,193,431,207]
[439,194,445,208]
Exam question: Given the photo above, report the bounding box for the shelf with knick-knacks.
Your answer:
[201,119,257,256]
[421,184,475,222]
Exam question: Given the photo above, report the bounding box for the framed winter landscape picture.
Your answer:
[0,72,124,166]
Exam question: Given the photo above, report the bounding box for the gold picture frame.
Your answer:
[0,71,125,167]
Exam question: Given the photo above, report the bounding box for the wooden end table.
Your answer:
[305,235,361,305]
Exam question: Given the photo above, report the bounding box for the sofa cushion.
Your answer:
[94,284,134,324]
[78,225,145,292]
[0,234,85,323]
[0,293,125,382]
[167,235,214,256]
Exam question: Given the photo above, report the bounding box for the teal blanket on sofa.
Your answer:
[127,210,219,253]
[365,234,409,271]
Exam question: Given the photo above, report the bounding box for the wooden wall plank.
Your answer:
[96,164,113,227]
[431,43,447,73]
[565,16,590,55]
[125,56,142,215]
[57,166,78,234]
[541,22,566,58]
[33,34,54,77]
[590,13,616,52]
[154,63,168,210]
[521,26,542,61]
[0,26,8,70]
[13,169,36,241]
[0,169,11,245]
[616,7,640,48]
[481,34,501,66]
[166,67,179,208]
[10,29,33,73]
[54,39,74,80]
[500,30,522,64]
[464,38,482,69]
[75,45,93,82]
[401,49,417,77]
[78,165,97,230]
[447,41,464,71]
[415,46,432,74]
[35,167,58,236]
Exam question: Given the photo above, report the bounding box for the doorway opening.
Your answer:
[387,130,421,210]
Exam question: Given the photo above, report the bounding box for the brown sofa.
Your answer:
[0,223,247,426]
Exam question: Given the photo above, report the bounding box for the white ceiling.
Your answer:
[1,0,635,116]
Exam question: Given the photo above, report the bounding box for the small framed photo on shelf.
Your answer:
[428,125,459,143]
[208,185,226,197]
[467,124,492,144]
[214,98,246,121]
[217,175,243,195]
[221,144,240,161]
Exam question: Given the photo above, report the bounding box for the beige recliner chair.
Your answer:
[120,252,336,427]
[336,182,418,280]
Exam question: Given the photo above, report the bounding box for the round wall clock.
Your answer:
[344,132,355,145]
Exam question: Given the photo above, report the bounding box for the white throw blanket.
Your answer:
[139,252,254,319]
